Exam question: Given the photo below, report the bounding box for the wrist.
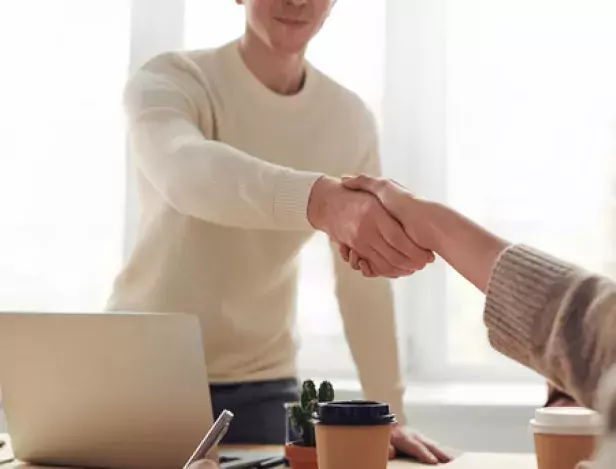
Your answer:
[401,198,443,251]
[307,175,340,231]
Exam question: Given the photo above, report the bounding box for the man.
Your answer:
[107,0,449,463]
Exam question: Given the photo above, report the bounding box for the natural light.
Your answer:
[1,0,615,385]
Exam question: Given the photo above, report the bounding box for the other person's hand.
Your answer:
[337,175,435,277]
[307,176,433,278]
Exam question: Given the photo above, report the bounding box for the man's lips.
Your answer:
[274,17,309,27]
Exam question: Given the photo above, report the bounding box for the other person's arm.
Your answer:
[342,175,616,409]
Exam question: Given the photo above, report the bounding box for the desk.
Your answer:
[1,434,537,468]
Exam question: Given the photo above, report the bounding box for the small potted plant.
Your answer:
[284,379,335,469]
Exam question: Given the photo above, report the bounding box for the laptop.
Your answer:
[0,311,215,469]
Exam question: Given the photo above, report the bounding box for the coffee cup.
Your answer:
[315,401,395,469]
[530,407,603,469]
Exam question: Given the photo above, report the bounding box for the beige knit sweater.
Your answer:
[485,244,616,466]
[107,39,405,419]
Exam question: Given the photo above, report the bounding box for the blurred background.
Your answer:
[2,0,616,452]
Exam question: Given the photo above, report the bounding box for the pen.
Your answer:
[256,456,286,468]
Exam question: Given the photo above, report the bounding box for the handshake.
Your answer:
[307,175,437,279]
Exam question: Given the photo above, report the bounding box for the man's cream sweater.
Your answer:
[107,40,405,419]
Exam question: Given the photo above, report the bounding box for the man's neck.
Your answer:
[239,30,306,95]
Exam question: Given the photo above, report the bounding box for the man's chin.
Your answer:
[269,35,314,55]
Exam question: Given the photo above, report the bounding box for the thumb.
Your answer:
[341,174,380,193]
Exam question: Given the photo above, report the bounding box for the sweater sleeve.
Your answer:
[332,245,406,423]
[484,244,616,409]
[332,126,406,423]
[124,53,323,230]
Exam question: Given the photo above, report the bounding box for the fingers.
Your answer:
[395,437,438,465]
[339,244,350,262]
[350,249,362,271]
[421,438,453,463]
[388,444,396,460]
[378,217,434,269]
[364,246,410,278]
[374,213,433,271]
[341,174,384,195]
[358,258,376,277]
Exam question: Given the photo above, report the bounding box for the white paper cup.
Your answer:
[530,407,603,469]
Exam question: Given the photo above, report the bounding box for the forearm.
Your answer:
[418,201,510,292]
[130,115,323,230]
[125,59,323,231]
[342,292,406,423]
[332,252,406,422]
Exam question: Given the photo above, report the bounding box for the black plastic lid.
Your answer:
[315,401,396,426]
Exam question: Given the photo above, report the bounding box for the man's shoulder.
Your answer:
[132,47,220,84]
[124,45,228,108]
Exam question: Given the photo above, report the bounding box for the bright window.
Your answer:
[2,0,616,392]
[0,1,129,312]
[443,0,616,374]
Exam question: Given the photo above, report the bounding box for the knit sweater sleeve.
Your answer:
[484,244,616,409]
[332,113,406,423]
[124,53,323,230]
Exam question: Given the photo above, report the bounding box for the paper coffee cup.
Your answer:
[315,401,395,469]
[530,407,603,469]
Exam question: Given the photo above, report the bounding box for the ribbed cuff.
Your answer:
[272,170,324,230]
[484,244,577,370]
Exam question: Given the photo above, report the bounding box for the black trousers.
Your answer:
[210,378,300,444]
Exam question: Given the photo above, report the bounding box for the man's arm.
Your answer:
[125,54,431,274]
[332,141,406,421]
[333,148,451,465]
[125,53,322,231]
[330,241,406,422]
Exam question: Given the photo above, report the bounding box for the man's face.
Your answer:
[237,0,334,54]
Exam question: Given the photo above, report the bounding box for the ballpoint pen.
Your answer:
[255,456,287,468]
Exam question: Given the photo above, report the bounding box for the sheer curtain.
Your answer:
[445,0,616,372]
[0,1,129,313]
[386,0,616,381]
[0,0,130,432]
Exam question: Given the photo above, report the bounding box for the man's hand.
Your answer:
[389,423,453,465]
[336,175,435,277]
[308,176,433,278]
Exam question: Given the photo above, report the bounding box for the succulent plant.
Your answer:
[288,379,335,447]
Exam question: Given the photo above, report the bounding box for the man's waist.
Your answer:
[206,361,298,385]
